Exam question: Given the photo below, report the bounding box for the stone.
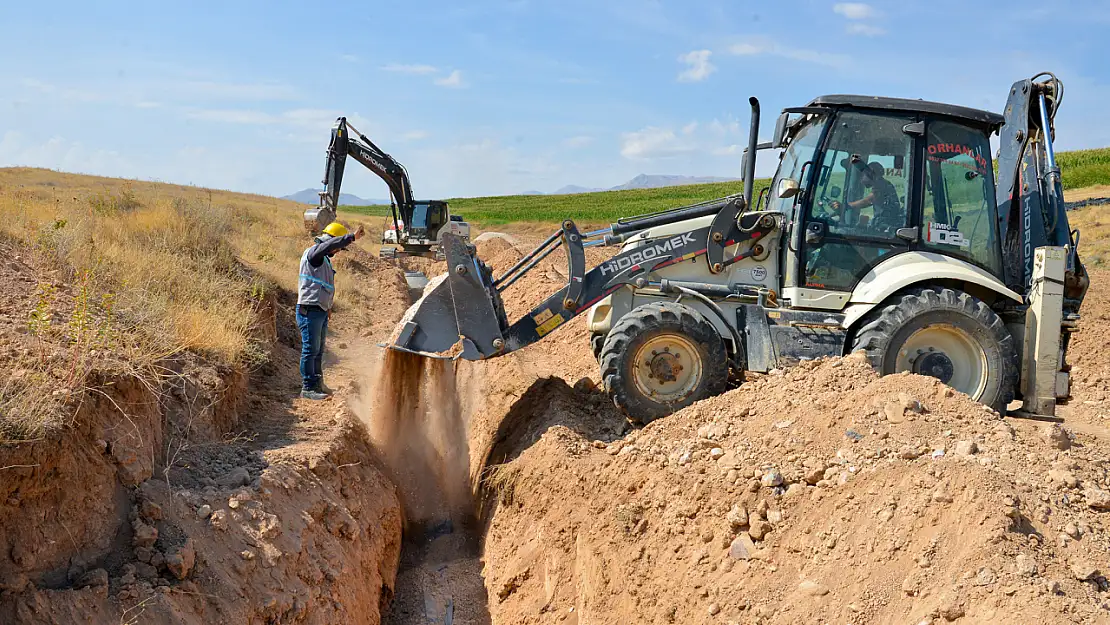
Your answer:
[798,580,829,597]
[709,448,724,460]
[974,567,996,586]
[1070,561,1099,581]
[761,469,783,488]
[139,500,163,521]
[218,467,251,489]
[748,520,772,541]
[884,403,907,424]
[726,504,749,531]
[804,466,825,485]
[1085,487,1110,510]
[954,440,978,456]
[1046,580,1062,595]
[132,521,158,549]
[716,451,742,470]
[767,509,783,524]
[729,533,757,560]
[197,504,213,520]
[1041,424,1071,450]
[76,568,108,589]
[1015,554,1037,577]
[1064,523,1080,539]
[899,447,922,460]
[1047,469,1079,489]
[135,562,158,581]
[707,603,720,616]
[165,539,196,580]
[209,509,229,530]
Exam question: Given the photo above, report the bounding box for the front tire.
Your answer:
[600,302,728,424]
[850,287,1018,411]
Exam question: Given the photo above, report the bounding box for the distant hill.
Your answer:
[552,184,605,195]
[539,175,739,196]
[282,188,388,206]
[610,174,739,191]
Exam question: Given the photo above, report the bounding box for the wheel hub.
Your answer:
[895,324,988,400]
[912,350,955,384]
[631,334,703,403]
[647,350,683,382]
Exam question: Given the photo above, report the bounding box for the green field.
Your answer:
[341,147,1110,226]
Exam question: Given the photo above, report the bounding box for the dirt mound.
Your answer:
[481,355,1110,624]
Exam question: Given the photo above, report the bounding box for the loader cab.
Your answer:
[770,96,1006,309]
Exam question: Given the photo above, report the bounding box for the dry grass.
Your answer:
[0,167,342,437]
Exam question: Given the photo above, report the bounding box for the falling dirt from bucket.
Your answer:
[362,350,473,529]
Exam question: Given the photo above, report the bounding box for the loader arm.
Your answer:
[389,200,781,361]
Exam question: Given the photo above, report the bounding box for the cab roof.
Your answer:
[806,95,1005,129]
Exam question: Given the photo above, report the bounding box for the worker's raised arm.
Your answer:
[306,233,355,266]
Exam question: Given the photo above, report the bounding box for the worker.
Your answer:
[832,161,903,231]
[297,221,364,400]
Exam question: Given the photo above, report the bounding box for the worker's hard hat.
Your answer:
[322,222,349,238]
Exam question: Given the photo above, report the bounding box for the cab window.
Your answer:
[810,111,913,237]
[922,120,1002,275]
[767,116,828,215]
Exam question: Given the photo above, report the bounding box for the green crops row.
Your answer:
[340,148,1110,226]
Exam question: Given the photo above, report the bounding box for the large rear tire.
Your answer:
[600,302,728,424]
[850,287,1018,411]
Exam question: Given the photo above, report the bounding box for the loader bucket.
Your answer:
[386,233,507,360]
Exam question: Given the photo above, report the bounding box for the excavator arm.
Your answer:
[995,73,1087,307]
[304,117,415,234]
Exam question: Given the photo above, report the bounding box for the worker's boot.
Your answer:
[300,388,329,401]
[315,379,335,396]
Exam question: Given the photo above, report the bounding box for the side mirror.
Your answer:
[772,112,790,149]
[777,177,801,199]
[830,185,841,199]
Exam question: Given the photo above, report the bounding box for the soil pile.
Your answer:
[481,354,1110,624]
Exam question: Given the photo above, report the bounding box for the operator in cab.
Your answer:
[297,221,364,400]
[832,161,902,230]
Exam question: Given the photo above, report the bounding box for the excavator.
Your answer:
[386,73,1088,425]
[303,117,471,260]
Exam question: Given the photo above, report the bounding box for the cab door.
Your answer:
[794,111,920,309]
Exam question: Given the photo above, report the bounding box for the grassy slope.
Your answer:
[0,168,314,367]
[342,147,1110,226]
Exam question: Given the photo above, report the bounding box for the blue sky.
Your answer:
[2,0,1109,200]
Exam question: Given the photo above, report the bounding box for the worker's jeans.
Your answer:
[296,304,329,391]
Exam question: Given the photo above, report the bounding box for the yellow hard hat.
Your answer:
[322,222,349,238]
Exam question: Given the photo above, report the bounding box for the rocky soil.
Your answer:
[3,222,1110,625]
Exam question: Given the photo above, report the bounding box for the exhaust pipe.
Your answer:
[743,97,761,206]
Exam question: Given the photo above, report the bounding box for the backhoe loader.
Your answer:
[387,73,1088,424]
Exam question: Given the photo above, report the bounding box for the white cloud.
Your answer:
[434,70,466,88]
[846,23,886,36]
[402,130,429,141]
[381,63,439,75]
[563,135,594,148]
[833,3,876,19]
[728,38,849,68]
[339,54,360,63]
[677,49,716,83]
[621,116,749,161]
[620,127,694,160]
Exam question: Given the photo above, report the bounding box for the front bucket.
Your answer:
[385,233,507,360]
